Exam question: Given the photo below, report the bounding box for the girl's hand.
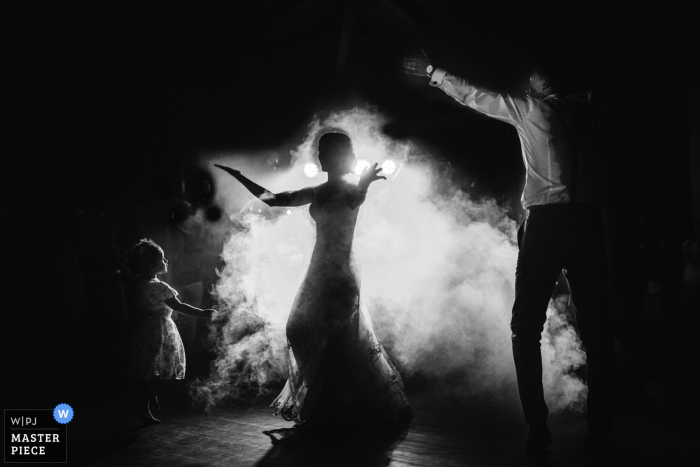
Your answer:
[205,309,218,320]
[358,163,386,193]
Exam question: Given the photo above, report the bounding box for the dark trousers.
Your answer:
[511,203,615,435]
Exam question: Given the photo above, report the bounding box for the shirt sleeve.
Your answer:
[430,68,530,125]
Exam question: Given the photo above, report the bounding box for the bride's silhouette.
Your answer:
[216,132,412,429]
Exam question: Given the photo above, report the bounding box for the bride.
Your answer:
[216,132,412,428]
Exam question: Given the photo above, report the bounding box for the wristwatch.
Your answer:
[426,64,434,77]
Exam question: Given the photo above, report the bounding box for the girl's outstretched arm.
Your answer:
[215,164,315,207]
[165,297,217,320]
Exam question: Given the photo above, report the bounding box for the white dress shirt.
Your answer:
[430,68,597,209]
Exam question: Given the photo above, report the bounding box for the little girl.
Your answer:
[126,238,217,425]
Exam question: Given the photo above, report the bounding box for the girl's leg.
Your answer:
[148,381,160,410]
[137,380,149,415]
[138,380,161,425]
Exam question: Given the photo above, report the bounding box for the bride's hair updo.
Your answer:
[318,131,356,167]
[129,238,164,279]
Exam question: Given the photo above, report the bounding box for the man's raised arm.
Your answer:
[404,55,530,125]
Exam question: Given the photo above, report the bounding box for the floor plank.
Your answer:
[63,381,688,466]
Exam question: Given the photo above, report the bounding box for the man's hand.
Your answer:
[404,57,431,77]
[404,48,434,77]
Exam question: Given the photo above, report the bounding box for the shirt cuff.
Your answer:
[429,68,447,87]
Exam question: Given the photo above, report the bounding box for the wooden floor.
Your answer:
[61,380,688,467]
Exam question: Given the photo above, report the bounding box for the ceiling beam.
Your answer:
[383,114,487,138]
[336,0,357,74]
[378,0,461,46]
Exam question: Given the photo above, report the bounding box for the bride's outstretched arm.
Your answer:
[346,163,386,209]
[215,164,314,207]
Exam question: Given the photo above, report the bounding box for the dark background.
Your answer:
[3,0,697,425]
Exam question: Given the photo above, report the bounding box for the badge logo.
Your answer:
[5,407,69,463]
[53,404,73,424]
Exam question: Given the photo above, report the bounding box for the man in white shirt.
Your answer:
[405,57,614,461]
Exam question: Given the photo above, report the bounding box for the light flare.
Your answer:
[381,159,396,175]
[354,159,370,175]
[303,162,319,178]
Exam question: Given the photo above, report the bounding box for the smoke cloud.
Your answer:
[189,107,587,415]
[542,294,588,412]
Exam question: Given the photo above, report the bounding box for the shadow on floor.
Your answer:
[255,423,409,467]
[69,425,155,466]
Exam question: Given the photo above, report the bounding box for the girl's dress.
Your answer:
[271,185,411,425]
[127,278,186,380]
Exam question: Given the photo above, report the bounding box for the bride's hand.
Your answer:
[214,164,241,177]
[358,163,386,193]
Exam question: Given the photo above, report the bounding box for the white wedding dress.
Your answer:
[271,184,411,426]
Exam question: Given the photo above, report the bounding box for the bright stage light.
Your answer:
[303,162,319,178]
[354,159,370,175]
[381,159,396,175]
[286,210,291,214]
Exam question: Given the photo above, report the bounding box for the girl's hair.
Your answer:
[128,238,164,279]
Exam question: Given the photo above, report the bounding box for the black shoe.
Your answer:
[526,449,550,466]
[526,423,552,465]
[584,433,612,464]
[527,423,552,449]
[140,413,161,426]
[263,424,308,445]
